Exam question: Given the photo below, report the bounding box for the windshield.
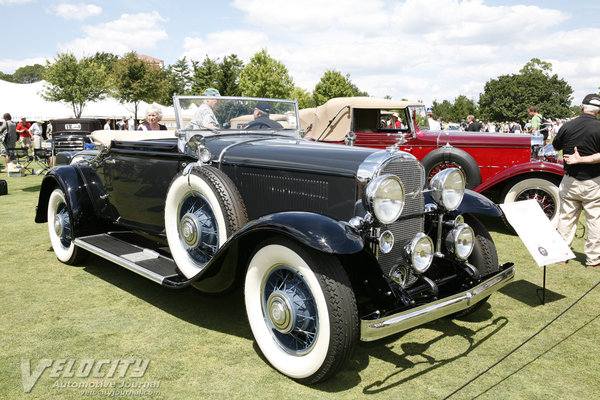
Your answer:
[408,105,429,132]
[174,96,299,136]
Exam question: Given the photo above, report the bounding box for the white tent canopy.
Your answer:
[0,79,174,122]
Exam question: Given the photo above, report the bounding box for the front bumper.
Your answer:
[360,262,515,341]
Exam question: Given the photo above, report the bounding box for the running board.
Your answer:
[74,234,183,285]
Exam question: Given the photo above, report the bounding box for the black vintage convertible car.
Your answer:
[35,96,515,383]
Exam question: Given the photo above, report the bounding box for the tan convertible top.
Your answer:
[300,97,423,141]
[91,129,176,147]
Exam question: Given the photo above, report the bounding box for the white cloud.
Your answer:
[58,11,168,57]
[51,3,102,20]
[183,0,587,106]
[0,0,33,4]
[182,30,270,62]
[0,57,47,73]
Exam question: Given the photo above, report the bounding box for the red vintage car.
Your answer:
[301,97,563,224]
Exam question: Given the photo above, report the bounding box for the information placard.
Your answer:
[500,200,574,266]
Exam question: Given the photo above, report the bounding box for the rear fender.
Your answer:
[473,160,564,193]
[35,166,96,236]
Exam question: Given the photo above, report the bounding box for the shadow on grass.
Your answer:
[66,251,512,392]
[79,253,253,341]
[22,183,42,192]
[499,279,565,306]
[314,303,510,393]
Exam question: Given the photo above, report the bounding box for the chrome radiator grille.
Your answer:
[377,156,425,276]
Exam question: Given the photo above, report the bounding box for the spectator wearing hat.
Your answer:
[248,101,283,130]
[187,88,220,130]
[16,117,33,156]
[552,93,600,268]
[30,120,44,154]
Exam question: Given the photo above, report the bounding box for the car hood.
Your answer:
[206,135,383,178]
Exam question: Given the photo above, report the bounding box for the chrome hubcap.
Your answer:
[180,213,200,247]
[54,214,64,237]
[267,292,294,333]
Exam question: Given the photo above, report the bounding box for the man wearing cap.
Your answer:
[187,88,220,130]
[552,93,600,268]
[16,117,33,156]
[247,101,283,130]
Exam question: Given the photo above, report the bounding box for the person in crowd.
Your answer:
[46,119,53,139]
[527,105,548,141]
[30,119,43,149]
[103,119,111,130]
[138,105,167,131]
[428,112,441,130]
[118,116,126,130]
[391,113,402,129]
[16,117,33,156]
[465,115,482,131]
[249,101,284,130]
[0,113,17,165]
[552,93,600,269]
[187,88,220,130]
[128,115,135,130]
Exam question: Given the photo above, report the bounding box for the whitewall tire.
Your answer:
[502,178,560,226]
[165,167,247,279]
[47,188,86,264]
[244,238,358,384]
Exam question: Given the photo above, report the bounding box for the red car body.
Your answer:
[301,97,563,223]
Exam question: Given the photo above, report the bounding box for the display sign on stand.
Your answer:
[500,200,574,304]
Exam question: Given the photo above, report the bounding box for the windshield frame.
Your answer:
[173,95,301,138]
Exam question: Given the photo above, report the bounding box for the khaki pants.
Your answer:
[557,175,600,265]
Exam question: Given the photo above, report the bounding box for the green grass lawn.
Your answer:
[1,169,599,399]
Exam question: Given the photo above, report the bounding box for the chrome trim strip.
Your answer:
[360,263,515,341]
[74,238,166,284]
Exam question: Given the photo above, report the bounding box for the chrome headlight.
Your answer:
[406,233,434,274]
[429,168,465,211]
[364,175,405,224]
[445,223,474,260]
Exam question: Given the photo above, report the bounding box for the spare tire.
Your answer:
[420,147,481,189]
[165,166,248,279]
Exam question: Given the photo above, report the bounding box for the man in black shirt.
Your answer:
[465,115,482,132]
[552,93,600,268]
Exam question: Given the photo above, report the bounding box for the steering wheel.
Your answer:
[245,121,271,130]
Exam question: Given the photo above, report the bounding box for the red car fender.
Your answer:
[473,160,564,193]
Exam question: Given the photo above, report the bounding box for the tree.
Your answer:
[479,58,573,122]
[217,54,243,96]
[110,52,168,125]
[238,49,294,98]
[312,70,367,106]
[12,64,46,84]
[42,53,109,118]
[90,52,119,75]
[291,87,313,109]
[162,57,192,104]
[190,56,219,95]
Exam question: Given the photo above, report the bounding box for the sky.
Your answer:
[1,0,599,107]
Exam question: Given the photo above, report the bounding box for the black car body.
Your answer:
[35,96,514,383]
[51,118,103,153]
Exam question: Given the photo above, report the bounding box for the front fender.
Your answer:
[235,211,364,254]
[424,189,501,217]
[35,166,95,236]
[473,160,564,193]
[178,211,365,291]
